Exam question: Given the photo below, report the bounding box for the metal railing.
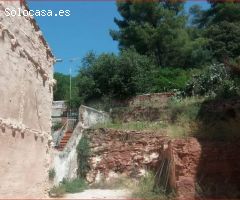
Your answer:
[55,121,67,147]
[54,117,78,149]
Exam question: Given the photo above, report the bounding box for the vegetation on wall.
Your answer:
[77,134,91,178]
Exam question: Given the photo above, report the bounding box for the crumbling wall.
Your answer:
[79,105,110,128]
[83,128,240,199]
[111,93,174,122]
[129,92,174,108]
[85,128,167,183]
[0,1,54,198]
[172,138,240,199]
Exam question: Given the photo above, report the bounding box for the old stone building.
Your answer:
[0,1,54,198]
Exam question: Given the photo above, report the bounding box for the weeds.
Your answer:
[52,122,63,131]
[94,121,167,132]
[77,135,90,178]
[49,185,66,197]
[49,178,87,197]
[48,168,56,181]
[132,171,171,200]
[61,178,88,193]
[90,176,136,190]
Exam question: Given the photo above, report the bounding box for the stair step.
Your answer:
[56,130,74,151]
[62,136,71,138]
[61,138,70,141]
[60,142,67,145]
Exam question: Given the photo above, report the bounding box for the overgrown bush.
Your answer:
[52,122,63,131]
[150,67,194,93]
[61,178,87,193]
[48,168,56,181]
[77,135,90,178]
[49,185,66,197]
[184,63,240,98]
[49,178,87,197]
[167,96,203,123]
[133,171,171,200]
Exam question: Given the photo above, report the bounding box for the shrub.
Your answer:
[150,67,193,93]
[184,63,240,98]
[77,135,90,178]
[49,185,66,197]
[61,178,87,193]
[167,96,203,123]
[48,168,56,181]
[133,171,169,200]
[52,122,63,131]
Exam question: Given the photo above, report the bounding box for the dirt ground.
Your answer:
[63,189,131,199]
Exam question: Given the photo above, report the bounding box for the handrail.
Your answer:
[55,121,67,147]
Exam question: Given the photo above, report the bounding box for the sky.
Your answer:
[29,1,210,75]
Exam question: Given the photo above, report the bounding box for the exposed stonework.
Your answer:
[172,138,201,199]
[0,1,54,198]
[83,128,240,199]
[172,138,240,199]
[85,128,167,183]
[111,92,174,122]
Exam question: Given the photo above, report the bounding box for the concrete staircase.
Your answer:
[56,131,73,151]
[55,118,78,151]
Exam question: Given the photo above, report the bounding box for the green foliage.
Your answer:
[54,72,69,101]
[61,178,87,193]
[150,67,193,92]
[193,2,240,62]
[76,50,194,102]
[133,171,171,200]
[48,168,56,181]
[184,63,240,98]
[205,21,240,61]
[77,135,90,178]
[49,178,87,197]
[111,1,187,67]
[77,49,153,100]
[53,72,81,109]
[95,121,167,132]
[53,2,240,108]
[52,122,63,131]
[168,96,202,122]
[49,185,66,197]
[110,1,208,68]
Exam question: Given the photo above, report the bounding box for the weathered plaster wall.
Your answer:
[54,122,83,184]
[79,105,110,128]
[0,1,54,198]
[52,101,67,125]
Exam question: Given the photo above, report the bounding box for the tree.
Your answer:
[76,49,155,100]
[53,72,69,101]
[54,72,80,109]
[110,0,206,68]
[194,2,240,62]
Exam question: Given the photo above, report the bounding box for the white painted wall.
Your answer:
[53,105,110,184]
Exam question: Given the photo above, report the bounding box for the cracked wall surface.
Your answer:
[0,1,54,198]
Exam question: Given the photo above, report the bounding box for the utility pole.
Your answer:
[69,64,72,118]
[55,57,81,119]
